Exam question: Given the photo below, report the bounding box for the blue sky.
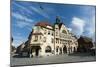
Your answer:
[11,0,96,47]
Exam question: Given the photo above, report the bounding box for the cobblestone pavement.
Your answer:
[10,53,96,66]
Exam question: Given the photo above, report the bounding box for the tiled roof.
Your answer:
[35,21,52,27]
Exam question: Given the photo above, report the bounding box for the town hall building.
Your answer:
[26,16,78,57]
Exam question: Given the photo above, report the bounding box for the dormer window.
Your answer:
[48,31,50,35]
[62,30,67,34]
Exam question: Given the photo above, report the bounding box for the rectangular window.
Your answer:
[56,39,59,43]
[44,37,46,42]
[44,29,46,34]
[51,38,54,43]
[58,40,59,44]
[56,32,58,36]
[56,39,57,43]
[52,32,54,36]
[34,35,38,41]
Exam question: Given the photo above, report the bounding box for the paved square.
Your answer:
[11,53,96,66]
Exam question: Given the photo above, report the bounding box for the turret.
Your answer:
[54,16,61,37]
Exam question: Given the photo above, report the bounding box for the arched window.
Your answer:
[45,46,52,52]
[74,47,76,52]
[62,30,67,34]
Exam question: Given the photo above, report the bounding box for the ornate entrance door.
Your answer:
[35,46,41,56]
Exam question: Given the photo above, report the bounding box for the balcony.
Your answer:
[60,33,73,40]
[30,40,43,45]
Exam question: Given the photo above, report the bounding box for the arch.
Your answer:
[45,46,52,53]
[70,46,72,52]
[74,47,76,52]
[31,46,41,56]
[56,46,59,52]
[59,47,62,54]
[63,45,67,54]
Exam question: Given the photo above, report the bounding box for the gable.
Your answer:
[60,24,68,34]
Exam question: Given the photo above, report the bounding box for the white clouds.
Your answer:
[30,6,50,19]
[88,16,95,33]
[13,38,25,47]
[67,28,72,32]
[79,6,95,17]
[83,16,95,40]
[13,2,33,14]
[12,12,33,22]
[70,17,85,37]
[77,6,95,41]
[13,33,27,47]
[70,16,95,41]
[16,20,32,28]
[12,12,34,28]
[12,1,36,29]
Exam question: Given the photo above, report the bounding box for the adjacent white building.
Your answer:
[28,17,78,57]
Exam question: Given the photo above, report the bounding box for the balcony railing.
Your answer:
[30,40,43,45]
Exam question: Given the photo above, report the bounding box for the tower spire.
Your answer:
[56,16,61,24]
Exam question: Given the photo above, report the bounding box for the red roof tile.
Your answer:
[35,22,52,27]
